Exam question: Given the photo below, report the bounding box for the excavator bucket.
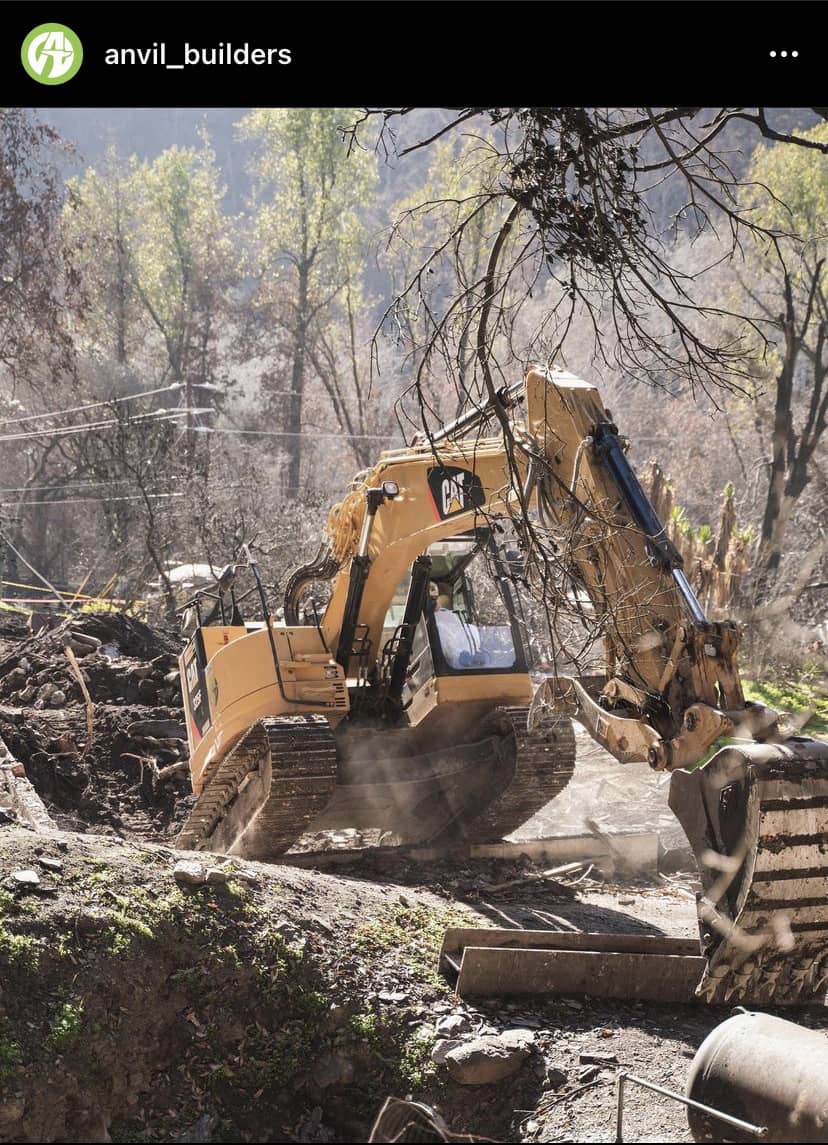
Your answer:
[669,737,828,1004]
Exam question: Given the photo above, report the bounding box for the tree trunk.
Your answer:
[285,265,309,493]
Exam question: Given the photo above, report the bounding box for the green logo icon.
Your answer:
[21,23,83,85]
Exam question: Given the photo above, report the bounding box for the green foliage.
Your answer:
[0,1024,21,1079]
[349,1006,438,1093]
[65,141,235,375]
[743,677,828,737]
[239,108,377,278]
[0,924,38,967]
[47,999,85,1053]
[747,122,828,248]
[354,900,473,993]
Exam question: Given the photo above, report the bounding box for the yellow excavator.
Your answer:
[176,368,828,1004]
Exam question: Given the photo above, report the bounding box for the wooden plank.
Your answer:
[455,946,706,1001]
[440,926,699,966]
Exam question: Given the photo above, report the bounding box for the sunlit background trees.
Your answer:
[0,106,825,689]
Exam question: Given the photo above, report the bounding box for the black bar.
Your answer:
[387,555,432,703]
[592,424,683,571]
[335,554,370,673]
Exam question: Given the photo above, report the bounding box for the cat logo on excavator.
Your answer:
[426,466,485,520]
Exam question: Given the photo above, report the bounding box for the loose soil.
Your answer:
[0,612,826,1143]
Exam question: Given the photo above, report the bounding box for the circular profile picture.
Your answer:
[21,24,83,85]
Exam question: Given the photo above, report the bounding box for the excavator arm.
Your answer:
[311,368,765,773]
[306,367,828,1002]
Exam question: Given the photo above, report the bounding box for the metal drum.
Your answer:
[686,1011,828,1142]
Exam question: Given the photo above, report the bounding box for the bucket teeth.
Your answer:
[673,739,828,1005]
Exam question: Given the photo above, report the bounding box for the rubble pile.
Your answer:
[0,611,191,840]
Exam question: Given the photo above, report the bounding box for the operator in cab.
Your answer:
[429,581,486,668]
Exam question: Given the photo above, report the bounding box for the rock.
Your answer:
[173,859,207,885]
[36,683,55,703]
[11,869,40,887]
[580,1051,618,1065]
[618,896,636,906]
[307,913,333,934]
[37,857,63,873]
[206,867,228,885]
[431,1038,462,1064]
[378,989,409,1003]
[444,1032,533,1085]
[48,689,67,708]
[546,1065,567,1089]
[176,1112,218,1143]
[562,998,583,1010]
[327,1003,347,1028]
[0,1098,25,1124]
[274,918,306,952]
[524,1121,540,1135]
[310,1050,354,1089]
[499,1028,536,1050]
[435,1013,473,1039]
[17,685,36,703]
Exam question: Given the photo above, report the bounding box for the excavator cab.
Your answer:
[392,531,528,703]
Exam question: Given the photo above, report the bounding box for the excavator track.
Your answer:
[670,738,828,1005]
[460,708,576,843]
[176,715,338,860]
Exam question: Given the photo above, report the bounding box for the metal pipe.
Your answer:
[671,568,708,626]
[686,1012,828,1143]
[615,1071,767,1143]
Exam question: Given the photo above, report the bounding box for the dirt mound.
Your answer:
[0,612,188,841]
[0,828,474,1144]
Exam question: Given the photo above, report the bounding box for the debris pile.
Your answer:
[0,611,190,840]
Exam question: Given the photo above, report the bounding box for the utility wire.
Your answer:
[0,492,186,508]
[0,383,185,427]
[0,527,69,607]
[195,427,396,441]
[0,408,209,445]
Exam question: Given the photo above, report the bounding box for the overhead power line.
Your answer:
[196,427,397,441]
[0,383,185,428]
[0,408,212,446]
[0,492,186,508]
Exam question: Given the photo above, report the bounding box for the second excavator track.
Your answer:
[459,708,576,843]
